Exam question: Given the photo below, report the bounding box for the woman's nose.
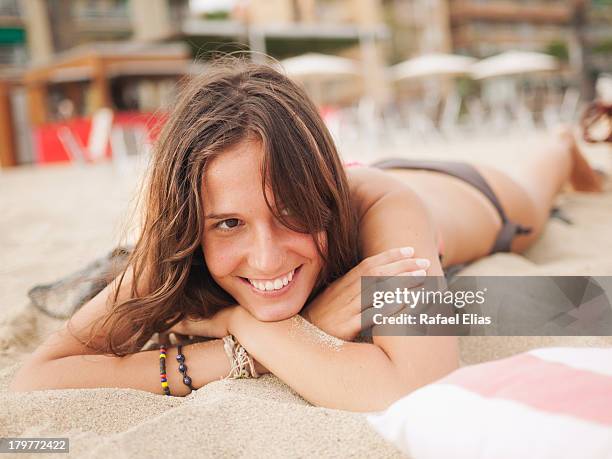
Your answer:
[247,225,286,275]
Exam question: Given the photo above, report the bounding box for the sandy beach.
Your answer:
[1,132,612,457]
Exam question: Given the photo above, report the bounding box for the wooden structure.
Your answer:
[23,42,192,127]
[0,69,21,168]
[0,42,194,168]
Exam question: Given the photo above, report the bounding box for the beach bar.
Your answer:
[14,42,193,165]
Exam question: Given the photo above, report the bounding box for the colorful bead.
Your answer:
[159,344,171,396]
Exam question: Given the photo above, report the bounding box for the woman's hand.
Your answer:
[167,307,270,375]
[300,247,430,341]
[167,305,240,339]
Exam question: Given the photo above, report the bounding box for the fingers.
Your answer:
[332,266,426,316]
[343,246,422,286]
[357,246,416,273]
[312,247,434,340]
[353,267,431,330]
[396,270,428,277]
[365,258,431,277]
[337,250,431,316]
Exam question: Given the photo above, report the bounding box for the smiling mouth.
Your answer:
[239,265,302,295]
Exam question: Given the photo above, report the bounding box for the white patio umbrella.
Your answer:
[279,53,361,80]
[471,51,559,80]
[278,53,362,106]
[390,54,476,137]
[391,53,477,81]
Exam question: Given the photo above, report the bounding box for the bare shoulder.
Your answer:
[346,165,440,268]
[27,266,151,363]
[345,166,424,221]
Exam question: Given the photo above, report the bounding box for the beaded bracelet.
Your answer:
[176,344,195,392]
[159,344,171,396]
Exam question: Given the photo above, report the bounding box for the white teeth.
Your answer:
[248,268,296,292]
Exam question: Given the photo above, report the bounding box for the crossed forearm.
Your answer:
[229,309,408,412]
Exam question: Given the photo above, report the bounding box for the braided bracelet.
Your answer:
[159,345,171,396]
[176,344,195,392]
[222,335,259,379]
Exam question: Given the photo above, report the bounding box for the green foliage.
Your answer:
[204,10,230,21]
[265,37,359,60]
[185,35,358,62]
[187,37,250,61]
[592,39,612,54]
[545,41,569,61]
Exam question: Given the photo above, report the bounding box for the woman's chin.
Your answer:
[248,302,302,322]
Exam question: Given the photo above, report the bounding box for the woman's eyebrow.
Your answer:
[204,212,236,220]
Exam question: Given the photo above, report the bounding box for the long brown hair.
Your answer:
[80,59,360,356]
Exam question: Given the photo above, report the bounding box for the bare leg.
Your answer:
[563,131,604,193]
[474,128,602,254]
[382,128,603,265]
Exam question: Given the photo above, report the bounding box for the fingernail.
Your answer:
[410,269,427,277]
[400,247,414,256]
[415,259,430,268]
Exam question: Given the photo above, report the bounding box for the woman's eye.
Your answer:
[216,218,241,230]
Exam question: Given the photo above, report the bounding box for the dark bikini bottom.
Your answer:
[371,158,533,260]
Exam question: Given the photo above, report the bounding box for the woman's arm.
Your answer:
[9,337,234,396]
[9,269,266,395]
[346,166,459,406]
[228,308,416,411]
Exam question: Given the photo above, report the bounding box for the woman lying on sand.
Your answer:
[10,61,602,412]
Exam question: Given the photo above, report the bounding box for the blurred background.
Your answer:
[1,0,612,336]
[1,0,612,168]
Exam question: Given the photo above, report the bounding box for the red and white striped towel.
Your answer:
[368,347,612,459]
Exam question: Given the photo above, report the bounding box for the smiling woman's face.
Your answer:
[201,137,326,322]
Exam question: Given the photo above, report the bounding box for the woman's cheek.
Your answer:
[202,236,239,277]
